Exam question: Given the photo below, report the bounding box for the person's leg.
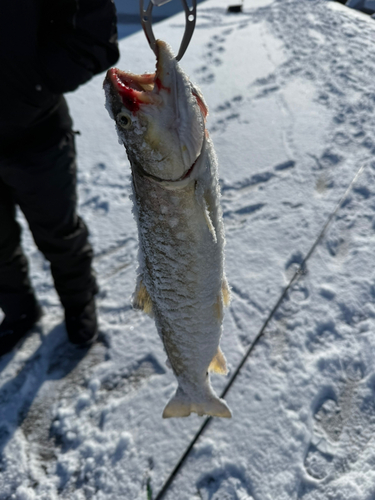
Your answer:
[0,176,37,318]
[0,177,41,355]
[1,132,98,343]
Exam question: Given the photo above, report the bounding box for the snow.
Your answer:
[2,0,375,498]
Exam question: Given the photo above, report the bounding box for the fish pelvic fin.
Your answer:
[133,280,153,315]
[214,279,231,321]
[222,279,231,307]
[208,347,228,375]
[213,280,231,320]
[162,387,232,419]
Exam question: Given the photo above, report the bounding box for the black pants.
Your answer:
[0,132,97,319]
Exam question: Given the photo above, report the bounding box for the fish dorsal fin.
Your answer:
[208,347,228,375]
[133,280,153,315]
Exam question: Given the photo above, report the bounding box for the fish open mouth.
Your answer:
[106,41,208,119]
[106,40,173,113]
[107,68,159,113]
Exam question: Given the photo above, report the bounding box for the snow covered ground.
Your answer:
[2,0,375,498]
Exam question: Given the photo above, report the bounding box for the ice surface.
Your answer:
[2,0,375,498]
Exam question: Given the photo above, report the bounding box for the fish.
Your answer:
[103,40,232,418]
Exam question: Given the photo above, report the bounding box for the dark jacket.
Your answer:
[0,0,119,153]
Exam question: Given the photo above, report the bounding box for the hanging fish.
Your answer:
[103,40,231,418]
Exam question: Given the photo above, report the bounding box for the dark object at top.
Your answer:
[38,0,120,94]
[140,0,197,61]
[227,4,243,13]
[0,0,120,149]
[333,0,375,15]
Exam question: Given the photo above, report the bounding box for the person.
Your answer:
[0,0,120,356]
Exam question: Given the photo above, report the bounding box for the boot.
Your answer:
[0,294,42,356]
[64,297,98,346]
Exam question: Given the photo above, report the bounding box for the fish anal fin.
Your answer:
[208,346,228,375]
[133,280,153,315]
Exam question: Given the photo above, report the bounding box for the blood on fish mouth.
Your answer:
[107,67,208,119]
[108,68,159,113]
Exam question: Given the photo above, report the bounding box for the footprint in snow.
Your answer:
[210,96,244,133]
[222,203,266,226]
[304,396,341,480]
[304,365,375,485]
[99,354,165,397]
[284,251,306,280]
[289,285,309,303]
[274,159,295,172]
[81,195,109,215]
[200,72,216,85]
[221,170,274,196]
[305,321,341,354]
[195,31,231,85]
[255,84,280,99]
[197,465,254,500]
[214,95,243,114]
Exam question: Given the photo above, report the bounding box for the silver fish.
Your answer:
[103,40,231,418]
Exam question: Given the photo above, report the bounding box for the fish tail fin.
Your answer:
[208,347,228,375]
[162,387,232,419]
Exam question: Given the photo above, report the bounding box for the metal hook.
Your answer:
[140,0,197,61]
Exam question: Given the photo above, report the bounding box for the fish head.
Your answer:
[104,40,208,181]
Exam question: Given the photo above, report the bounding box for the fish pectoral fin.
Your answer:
[222,279,231,307]
[213,294,224,321]
[202,195,217,243]
[208,347,228,375]
[162,386,232,419]
[133,280,153,315]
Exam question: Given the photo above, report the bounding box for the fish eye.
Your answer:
[117,112,131,129]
